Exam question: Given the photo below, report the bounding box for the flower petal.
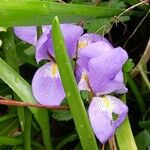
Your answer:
[88,46,128,94]
[88,97,115,143]
[78,70,90,91]
[78,33,112,49]
[78,41,112,59]
[36,24,83,62]
[88,96,128,143]
[32,62,65,106]
[14,26,37,45]
[35,27,51,63]
[14,26,51,47]
[106,95,128,128]
[113,71,128,94]
[76,41,112,82]
[48,24,83,58]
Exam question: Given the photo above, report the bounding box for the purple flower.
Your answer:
[14,26,50,46]
[88,96,128,143]
[14,24,83,106]
[77,33,128,143]
[76,33,128,95]
[14,27,128,143]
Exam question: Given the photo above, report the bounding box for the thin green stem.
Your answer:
[138,64,150,91]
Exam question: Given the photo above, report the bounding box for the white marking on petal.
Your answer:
[78,70,90,91]
[44,63,60,78]
[94,96,116,120]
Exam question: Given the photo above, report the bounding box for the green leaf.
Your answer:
[16,45,37,66]
[139,120,150,130]
[1,28,25,132]
[126,74,146,113]
[24,108,32,150]
[52,16,98,150]
[0,136,23,145]
[52,110,72,121]
[0,58,52,150]
[0,119,19,136]
[0,1,125,27]
[109,0,126,8]
[116,117,138,150]
[84,18,112,35]
[139,108,150,130]
[123,59,135,73]
[80,91,89,102]
[55,134,78,150]
[135,130,150,150]
[116,95,138,150]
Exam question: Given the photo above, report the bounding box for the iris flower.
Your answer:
[14,27,128,144]
[77,33,128,143]
[14,24,83,105]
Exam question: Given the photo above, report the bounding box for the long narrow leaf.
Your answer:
[24,108,32,150]
[116,95,138,150]
[0,1,125,26]
[116,117,138,150]
[52,16,98,150]
[2,28,25,134]
[0,58,52,150]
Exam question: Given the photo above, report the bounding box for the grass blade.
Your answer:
[52,16,98,150]
[2,28,25,132]
[116,95,138,150]
[0,1,125,26]
[0,58,53,150]
[24,108,32,150]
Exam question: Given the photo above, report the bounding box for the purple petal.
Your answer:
[88,46,128,94]
[32,62,65,106]
[113,71,128,94]
[14,26,37,45]
[76,42,128,95]
[78,70,90,91]
[78,33,113,49]
[76,41,113,81]
[88,97,115,143]
[14,26,51,47]
[88,96,128,143]
[49,24,83,58]
[76,57,89,82]
[35,27,51,63]
[106,95,128,128]
[78,41,112,59]
[36,24,83,62]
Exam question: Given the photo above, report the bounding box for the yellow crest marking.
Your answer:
[51,63,58,77]
[102,96,113,111]
[78,41,88,49]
